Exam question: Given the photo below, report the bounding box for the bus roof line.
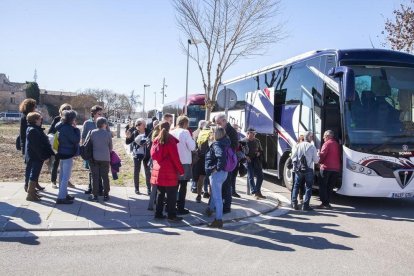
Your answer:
[223,49,337,85]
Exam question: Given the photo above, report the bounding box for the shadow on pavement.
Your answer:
[194,212,356,252]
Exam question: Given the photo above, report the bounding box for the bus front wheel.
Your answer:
[283,157,294,191]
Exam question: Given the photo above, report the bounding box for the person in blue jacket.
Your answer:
[25,112,55,201]
[205,127,230,228]
[55,110,80,204]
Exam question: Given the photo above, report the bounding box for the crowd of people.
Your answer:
[18,97,341,229]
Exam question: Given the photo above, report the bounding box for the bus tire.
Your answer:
[283,157,294,191]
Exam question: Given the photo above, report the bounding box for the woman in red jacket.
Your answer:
[150,121,184,222]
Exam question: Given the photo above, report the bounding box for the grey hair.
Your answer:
[304,131,314,142]
[135,118,146,126]
[214,113,226,123]
[324,130,334,138]
[198,120,207,129]
[62,110,77,124]
[96,117,108,128]
[214,127,227,141]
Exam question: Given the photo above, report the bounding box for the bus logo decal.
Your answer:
[393,169,414,189]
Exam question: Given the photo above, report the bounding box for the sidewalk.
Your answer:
[0,178,280,232]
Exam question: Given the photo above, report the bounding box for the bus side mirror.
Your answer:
[328,66,355,102]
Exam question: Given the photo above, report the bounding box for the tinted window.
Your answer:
[214,78,257,111]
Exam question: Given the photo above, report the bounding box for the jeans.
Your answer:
[247,159,263,194]
[291,168,314,207]
[319,170,339,205]
[90,160,110,196]
[156,185,178,218]
[58,158,73,200]
[25,159,44,183]
[210,170,228,220]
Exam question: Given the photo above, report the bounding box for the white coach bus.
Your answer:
[212,49,414,198]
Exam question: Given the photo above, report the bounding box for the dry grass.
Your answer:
[0,122,138,186]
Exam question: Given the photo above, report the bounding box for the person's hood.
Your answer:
[197,129,211,146]
[152,134,179,161]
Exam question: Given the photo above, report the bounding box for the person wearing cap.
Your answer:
[242,128,266,200]
[291,131,320,211]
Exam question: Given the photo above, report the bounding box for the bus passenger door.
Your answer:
[299,87,315,136]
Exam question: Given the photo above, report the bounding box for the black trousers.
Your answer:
[222,172,233,211]
[156,185,178,218]
[90,160,110,196]
[319,170,339,205]
[88,161,103,193]
[177,180,188,211]
[51,155,60,183]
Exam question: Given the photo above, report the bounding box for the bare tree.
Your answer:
[383,1,414,53]
[174,0,285,118]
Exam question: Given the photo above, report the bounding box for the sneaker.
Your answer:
[67,181,75,188]
[254,195,262,200]
[302,205,314,211]
[203,192,210,199]
[103,195,110,201]
[66,195,75,200]
[56,198,73,204]
[191,188,197,194]
[154,214,166,219]
[196,195,202,203]
[177,208,190,215]
[232,192,241,198]
[256,192,267,199]
[208,219,223,229]
[135,190,141,195]
[88,195,99,202]
[168,216,183,222]
[316,204,332,210]
[51,182,58,189]
[84,189,92,195]
[291,203,299,210]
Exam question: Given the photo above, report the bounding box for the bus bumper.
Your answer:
[337,170,414,198]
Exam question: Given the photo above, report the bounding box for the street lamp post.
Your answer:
[184,39,201,115]
[154,91,157,109]
[143,84,150,116]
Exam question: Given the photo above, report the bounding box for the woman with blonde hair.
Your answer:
[205,126,231,228]
[150,121,184,222]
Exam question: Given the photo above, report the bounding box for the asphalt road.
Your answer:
[1,178,414,275]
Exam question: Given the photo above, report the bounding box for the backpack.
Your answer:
[52,132,59,151]
[224,146,238,172]
[80,131,93,161]
[295,154,309,172]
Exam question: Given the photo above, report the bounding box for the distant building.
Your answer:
[0,73,27,112]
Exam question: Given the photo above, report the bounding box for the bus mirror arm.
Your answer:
[328,66,355,102]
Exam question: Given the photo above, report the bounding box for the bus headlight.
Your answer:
[346,159,378,176]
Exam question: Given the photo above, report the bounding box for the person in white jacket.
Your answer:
[170,115,196,214]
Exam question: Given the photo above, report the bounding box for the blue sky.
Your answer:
[0,0,405,110]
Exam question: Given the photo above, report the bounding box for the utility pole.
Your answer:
[160,78,167,105]
[154,91,157,109]
[33,69,38,83]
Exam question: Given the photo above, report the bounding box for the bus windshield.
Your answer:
[344,65,414,154]
[187,104,205,129]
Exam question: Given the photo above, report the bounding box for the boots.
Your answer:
[35,182,45,191]
[26,180,41,202]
